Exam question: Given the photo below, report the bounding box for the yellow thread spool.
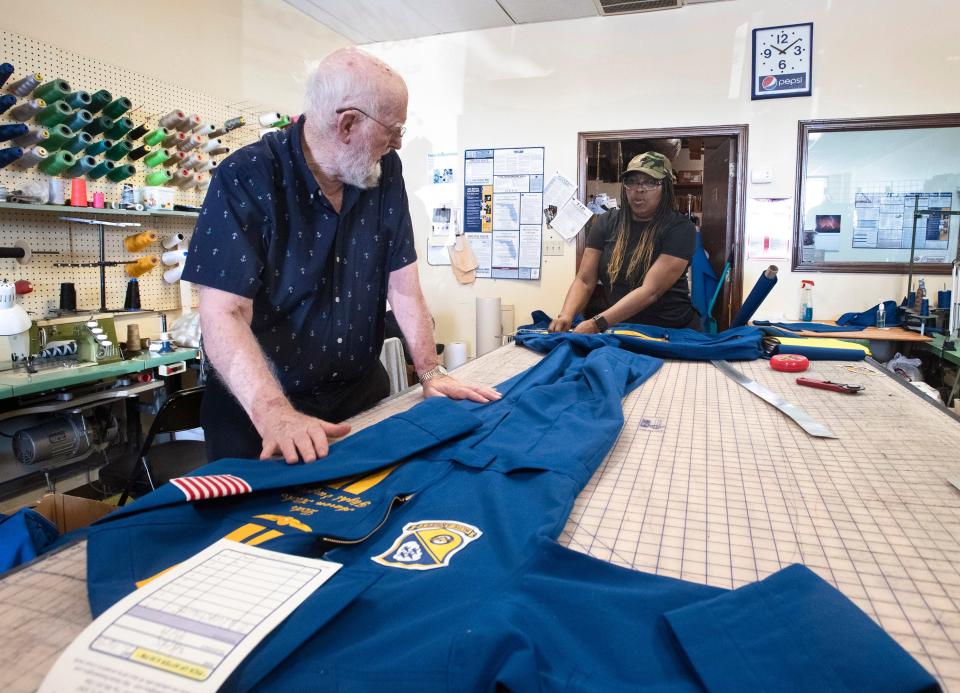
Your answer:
[124,230,158,252]
[125,255,159,277]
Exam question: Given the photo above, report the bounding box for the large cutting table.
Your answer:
[2,343,959,691]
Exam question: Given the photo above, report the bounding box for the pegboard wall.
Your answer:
[0,29,261,315]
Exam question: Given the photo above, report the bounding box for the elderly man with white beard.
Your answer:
[184,47,499,465]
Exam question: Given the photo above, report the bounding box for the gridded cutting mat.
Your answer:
[2,347,959,691]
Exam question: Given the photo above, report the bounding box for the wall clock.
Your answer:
[752,22,813,100]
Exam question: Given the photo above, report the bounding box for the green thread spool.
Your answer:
[62,131,92,155]
[104,140,132,161]
[105,116,134,140]
[66,155,96,178]
[87,159,115,180]
[143,148,170,167]
[63,90,92,110]
[35,100,71,126]
[38,149,75,175]
[83,115,114,137]
[62,109,93,132]
[143,128,167,146]
[33,79,71,104]
[44,123,73,151]
[88,89,112,113]
[144,169,172,186]
[102,97,132,119]
[106,163,136,182]
[84,138,113,156]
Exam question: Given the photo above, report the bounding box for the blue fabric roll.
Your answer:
[731,268,778,327]
[690,232,718,330]
[753,320,865,333]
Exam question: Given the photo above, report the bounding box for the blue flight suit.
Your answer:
[84,340,934,692]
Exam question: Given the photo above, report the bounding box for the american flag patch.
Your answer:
[170,474,253,501]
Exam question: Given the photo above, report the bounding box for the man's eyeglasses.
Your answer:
[622,178,661,193]
[335,107,406,138]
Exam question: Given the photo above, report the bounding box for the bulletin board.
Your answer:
[462,147,544,280]
[0,29,258,315]
[793,115,960,273]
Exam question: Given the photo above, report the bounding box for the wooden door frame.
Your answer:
[576,124,749,327]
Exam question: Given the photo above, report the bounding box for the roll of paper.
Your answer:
[443,341,468,370]
[731,265,779,327]
[161,249,186,265]
[476,296,502,357]
[162,232,184,249]
[163,264,184,283]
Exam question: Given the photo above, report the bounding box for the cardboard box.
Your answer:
[135,186,175,210]
[34,493,115,533]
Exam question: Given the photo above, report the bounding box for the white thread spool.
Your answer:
[163,264,184,283]
[162,233,184,250]
[258,112,280,127]
[161,249,186,265]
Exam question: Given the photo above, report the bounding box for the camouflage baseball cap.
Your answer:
[622,151,674,181]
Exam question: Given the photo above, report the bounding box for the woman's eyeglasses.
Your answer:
[622,178,661,193]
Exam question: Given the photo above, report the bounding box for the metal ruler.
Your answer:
[711,360,837,439]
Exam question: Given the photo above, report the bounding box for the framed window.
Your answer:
[793,113,960,273]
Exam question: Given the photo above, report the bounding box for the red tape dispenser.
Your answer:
[770,354,809,372]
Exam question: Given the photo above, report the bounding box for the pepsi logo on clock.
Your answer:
[752,22,813,100]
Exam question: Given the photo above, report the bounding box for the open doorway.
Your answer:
[576,125,748,331]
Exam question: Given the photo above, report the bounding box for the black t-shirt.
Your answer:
[585,209,696,328]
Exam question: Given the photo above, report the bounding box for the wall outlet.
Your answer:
[543,239,564,256]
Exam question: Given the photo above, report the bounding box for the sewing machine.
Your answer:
[27,313,123,369]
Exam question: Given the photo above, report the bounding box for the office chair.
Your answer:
[118,386,205,506]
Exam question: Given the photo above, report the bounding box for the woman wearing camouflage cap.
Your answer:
[550,151,698,333]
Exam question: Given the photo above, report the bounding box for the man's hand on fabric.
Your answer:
[548,315,572,332]
[257,406,351,464]
[572,320,600,334]
[422,374,501,403]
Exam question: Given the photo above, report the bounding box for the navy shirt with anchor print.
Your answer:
[183,116,416,395]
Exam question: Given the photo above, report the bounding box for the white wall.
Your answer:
[365,0,960,346]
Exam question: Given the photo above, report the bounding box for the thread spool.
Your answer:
[144,169,172,186]
[123,279,140,310]
[84,138,113,156]
[194,122,215,136]
[87,89,112,113]
[182,152,202,169]
[921,298,930,316]
[258,112,281,127]
[87,159,115,180]
[163,150,186,168]
[13,128,50,147]
[143,128,167,146]
[0,63,14,89]
[44,123,73,151]
[106,163,136,182]
[66,155,96,178]
[0,123,33,145]
[161,131,180,148]
[0,147,23,168]
[14,146,46,168]
[191,173,206,190]
[196,159,217,173]
[159,109,185,128]
[162,233,184,249]
[83,115,113,137]
[7,73,42,97]
[9,98,44,121]
[35,100,71,126]
[62,109,93,133]
[69,176,87,205]
[62,131,93,155]
[126,323,141,351]
[143,148,170,168]
[33,79,71,104]
[201,138,222,153]
[0,94,15,115]
[59,282,76,311]
[105,116,134,140]
[63,90,92,110]
[128,144,151,161]
[172,168,192,185]
[938,290,952,309]
[224,115,245,131]
[178,134,202,151]
[163,263,184,283]
[208,144,229,156]
[176,113,201,131]
[101,96,132,119]
[161,249,187,265]
[124,230,158,252]
[125,255,159,278]
[38,149,75,175]
[207,125,227,138]
[125,122,149,141]
[104,139,132,161]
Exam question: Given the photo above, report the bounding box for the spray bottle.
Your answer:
[799,280,815,321]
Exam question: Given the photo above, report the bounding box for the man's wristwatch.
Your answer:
[591,314,609,332]
[418,364,448,385]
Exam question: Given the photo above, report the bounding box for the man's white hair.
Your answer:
[303,48,399,129]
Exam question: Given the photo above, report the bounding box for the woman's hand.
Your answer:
[548,315,573,332]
